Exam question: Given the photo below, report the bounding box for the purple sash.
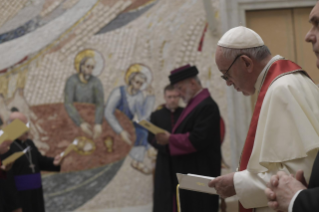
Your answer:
[14,173,42,191]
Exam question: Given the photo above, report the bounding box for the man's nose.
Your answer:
[305,28,316,44]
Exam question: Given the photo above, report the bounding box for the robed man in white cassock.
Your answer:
[209,26,319,212]
[265,3,319,212]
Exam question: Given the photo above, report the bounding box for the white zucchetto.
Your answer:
[218,26,264,49]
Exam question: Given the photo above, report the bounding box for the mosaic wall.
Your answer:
[0,0,231,211]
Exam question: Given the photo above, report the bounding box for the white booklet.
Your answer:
[176,173,217,195]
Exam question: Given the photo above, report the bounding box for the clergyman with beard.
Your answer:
[155,65,221,212]
[64,56,104,140]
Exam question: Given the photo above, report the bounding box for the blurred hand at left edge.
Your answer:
[0,140,12,155]
[1,162,13,171]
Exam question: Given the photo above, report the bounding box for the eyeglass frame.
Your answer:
[221,54,245,81]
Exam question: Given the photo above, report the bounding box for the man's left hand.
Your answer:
[155,132,170,145]
[265,171,306,212]
[53,154,64,166]
[208,172,236,198]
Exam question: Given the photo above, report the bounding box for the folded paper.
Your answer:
[0,119,29,145]
[136,120,166,134]
[176,173,217,195]
[60,139,78,158]
[2,147,30,166]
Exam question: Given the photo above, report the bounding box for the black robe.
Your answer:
[148,106,183,212]
[0,139,60,212]
[0,180,4,212]
[170,89,221,212]
[0,160,5,212]
[293,152,319,211]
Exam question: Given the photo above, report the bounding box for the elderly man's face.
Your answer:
[131,74,146,91]
[306,2,319,68]
[174,79,194,104]
[81,58,96,80]
[215,47,255,96]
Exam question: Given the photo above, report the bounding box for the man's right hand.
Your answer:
[80,122,93,137]
[1,162,13,172]
[0,140,11,155]
[120,130,132,145]
[295,170,308,187]
[208,172,236,198]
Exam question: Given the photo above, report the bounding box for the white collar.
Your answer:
[254,55,283,93]
[193,88,203,98]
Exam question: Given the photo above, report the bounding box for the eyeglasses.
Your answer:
[221,54,245,81]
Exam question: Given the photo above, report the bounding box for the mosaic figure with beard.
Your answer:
[64,52,104,140]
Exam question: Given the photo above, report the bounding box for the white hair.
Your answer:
[193,76,202,86]
[221,45,271,61]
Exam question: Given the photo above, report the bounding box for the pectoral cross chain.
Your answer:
[29,164,35,173]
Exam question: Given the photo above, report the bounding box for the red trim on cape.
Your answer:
[220,117,225,144]
[238,60,308,212]
[198,23,208,52]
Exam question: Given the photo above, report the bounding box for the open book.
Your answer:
[135,120,166,134]
[2,147,30,166]
[177,173,217,195]
[0,119,29,145]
